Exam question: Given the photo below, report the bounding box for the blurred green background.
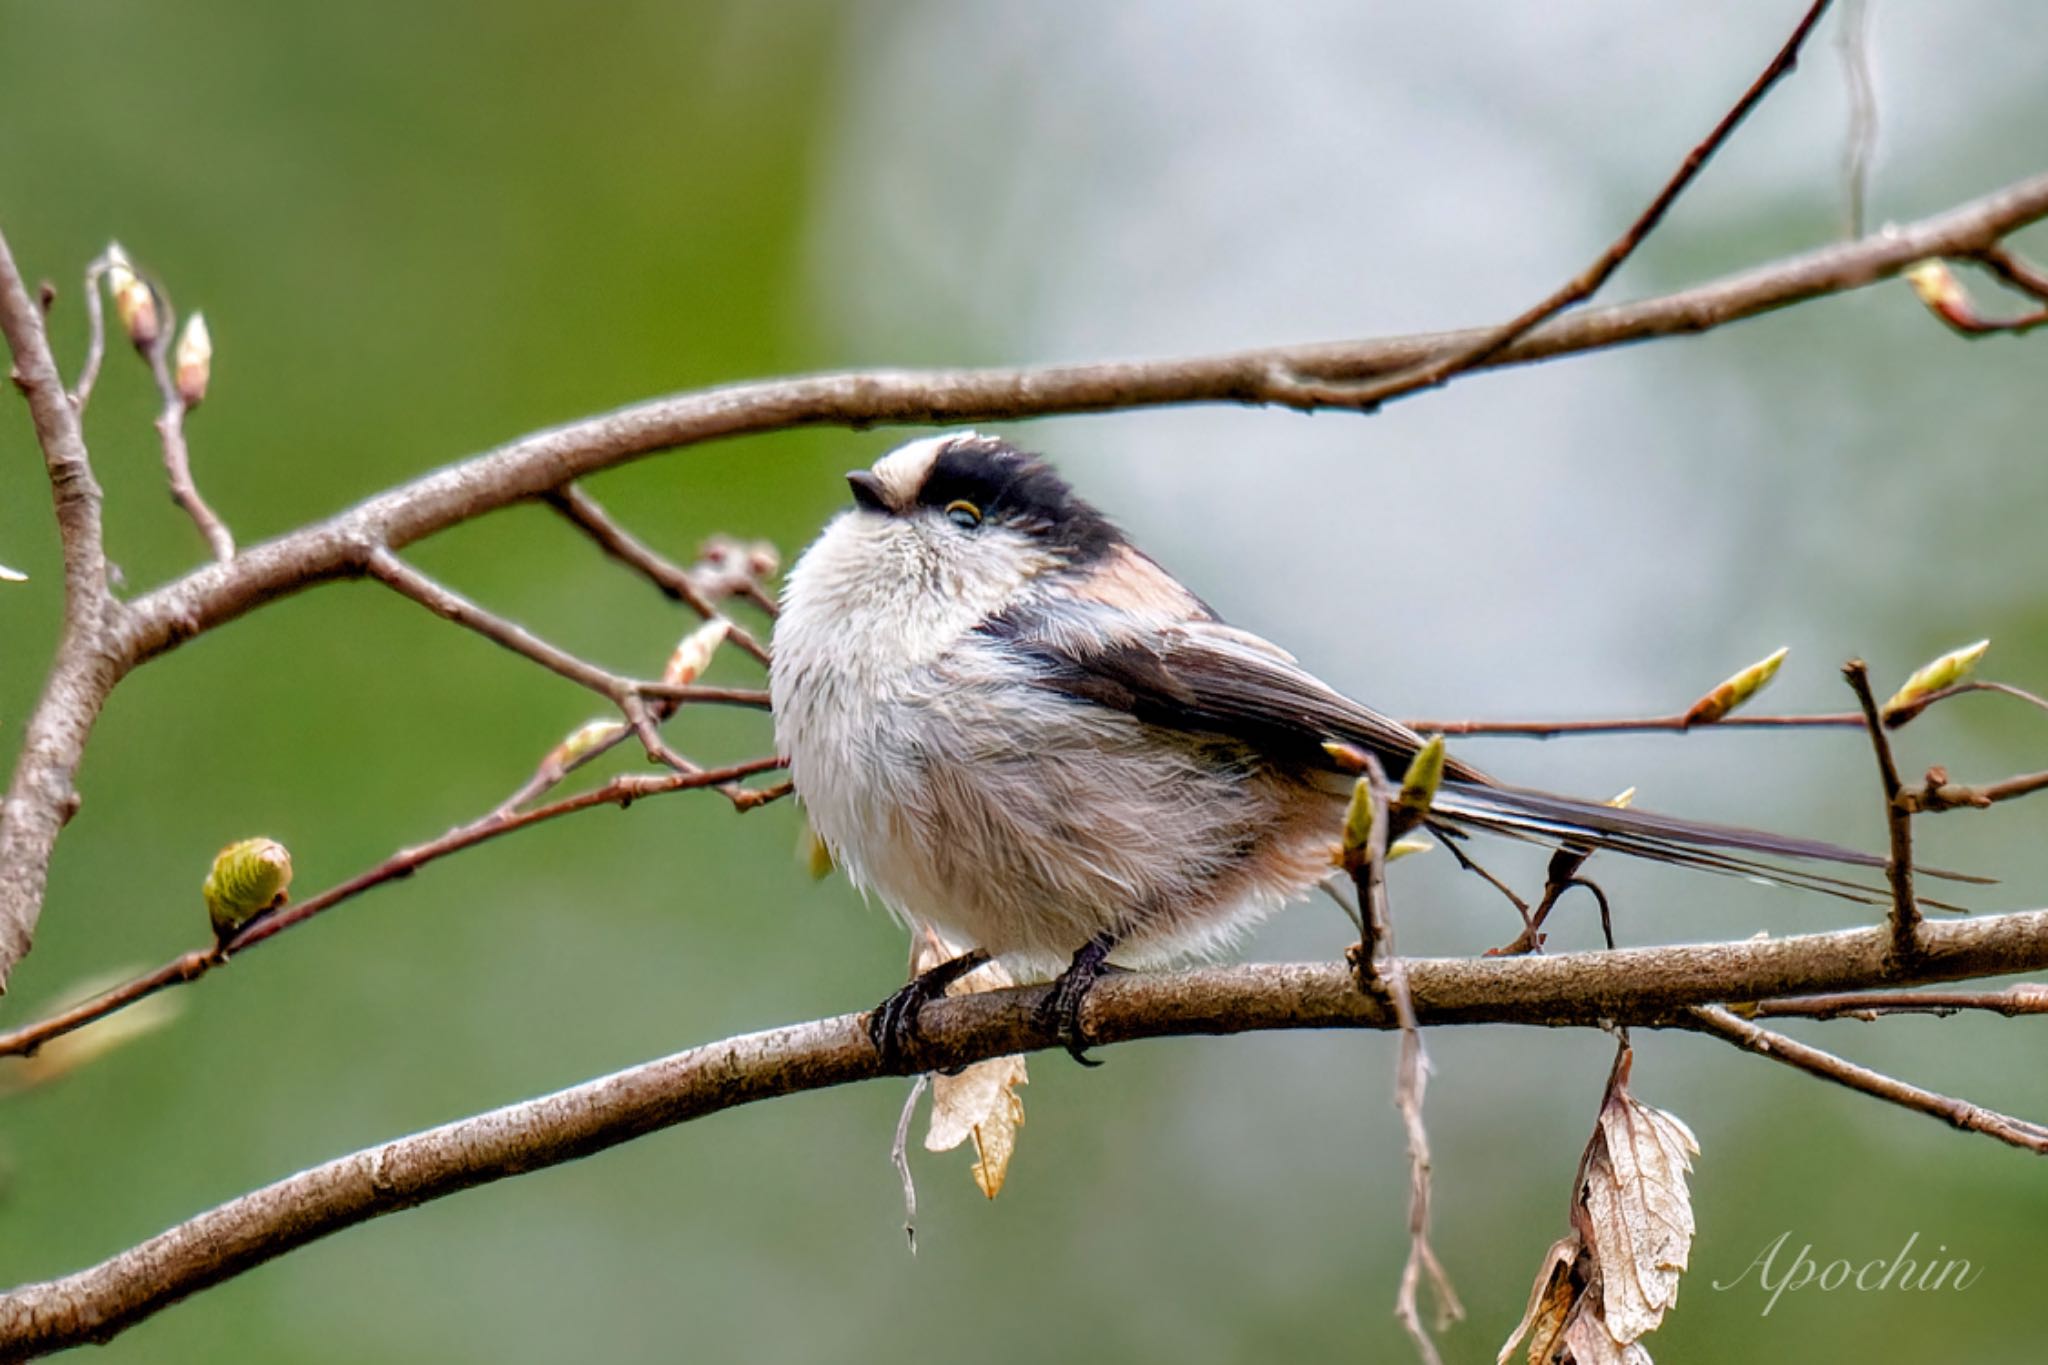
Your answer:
[3,2,2046,1359]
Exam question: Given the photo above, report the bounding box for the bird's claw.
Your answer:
[865,948,991,1072]
[1035,936,1118,1066]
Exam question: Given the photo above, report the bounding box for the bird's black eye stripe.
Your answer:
[914,437,1125,563]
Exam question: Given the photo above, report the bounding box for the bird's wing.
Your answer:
[976,598,1484,779]
[976,594,1987,902]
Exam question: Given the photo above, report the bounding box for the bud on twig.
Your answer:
[560,719,629,767]
[663,619,730,686]
[1387,834,1433,861]
[174,312,212,407]
[202,837,294,938]
[1389,735,1446,842]
[1395,736,1445,817]
[1340,775,1376,876]
[1881,639,1990,721]
[1902,260,2046,335]
[105,243,160,350]
[1904,259,1971,326]
[1682,646,1788,726]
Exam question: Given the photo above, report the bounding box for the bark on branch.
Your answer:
[5,905,2048,1359]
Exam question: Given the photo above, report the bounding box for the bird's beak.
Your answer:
[845,469,890,513]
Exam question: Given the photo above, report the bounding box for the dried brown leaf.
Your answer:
[1499,1046,1696,1365]
[1499,1236,1580,1365]
[1582,1051,1698,1342]
[912,928,1029,1198]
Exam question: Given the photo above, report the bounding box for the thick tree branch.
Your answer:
[0,231,126,989]
[108,168,2048,681]
[6,905,2048,1358]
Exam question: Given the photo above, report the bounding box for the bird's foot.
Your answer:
[866,949,991,1071]
[1035,934,1119,1067]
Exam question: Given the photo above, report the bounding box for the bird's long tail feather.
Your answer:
[1429,781,1989,912]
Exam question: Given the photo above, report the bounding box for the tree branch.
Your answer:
[142,310,233,562]
[1743,983,2048,1021]
[1844,660,1922,964]
[544,485,774,667]
[108,166,2048,682]
[0,756,786,1061]
[1322,0,1834,411]
[7,904,2048,1358]
[1681,1004,2048,1153]
[0,230,125,989]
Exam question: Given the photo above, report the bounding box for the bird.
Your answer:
[769,431,1952,1065]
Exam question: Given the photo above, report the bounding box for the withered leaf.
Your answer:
[1499,1045,1696,1365]
[911,928,1029,1198]
[1581,1050,1698,1342]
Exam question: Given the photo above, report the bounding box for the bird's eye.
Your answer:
[944,499,982,529]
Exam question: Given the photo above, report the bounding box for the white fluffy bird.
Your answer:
[772,432,1926,1063]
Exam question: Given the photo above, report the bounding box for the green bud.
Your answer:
[203,837,293,937]
[1882,639,1990,720]
[1340,775,1375,873]
[1683,646,1788,726]
[1396,735,1446,818]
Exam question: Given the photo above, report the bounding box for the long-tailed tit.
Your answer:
[771,432,1949,1064]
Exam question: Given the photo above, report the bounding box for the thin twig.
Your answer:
[892,1075,929,1254]
[1974,244,2048,302]
[1844,659,1920,964]
[69,249,117,412]
[545,486,774,666]
[633,683,772,709]
[1413,672,2039,738]
[1883,677,2048,728]
[366,548,639,703]
[1910,767,2048,812]
[0,756,785,1060]
[487,548,776,815]
[143,300,234,562]
[1406,710,1865,738]
[1346,758,1461,1362]
[365,548,753,784]
[1683,1004,2048,1153]
[1302,0,1836,412]
[1744,982,2048,1022]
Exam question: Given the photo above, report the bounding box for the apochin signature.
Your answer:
[1713,1231,1983,1315]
